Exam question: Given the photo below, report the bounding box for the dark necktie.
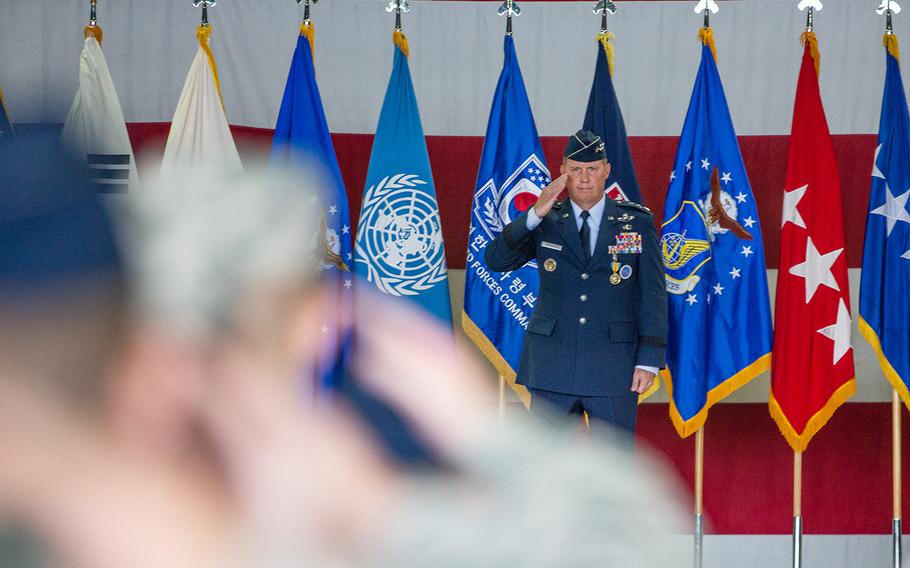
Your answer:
[579,210,591,262]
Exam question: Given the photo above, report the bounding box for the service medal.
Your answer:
[544,258,557,272]
[610,273,622,285]
[620,265,633,280]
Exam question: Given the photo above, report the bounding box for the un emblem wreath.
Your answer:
[355,173,448,297]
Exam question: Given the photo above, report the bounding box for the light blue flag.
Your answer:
[354,33,451,322]
[271,27,353,391]
[462,35,549,407]
[859,37,910,408]
[661,40,773,437]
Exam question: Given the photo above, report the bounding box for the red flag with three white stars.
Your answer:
[770,32,856,453]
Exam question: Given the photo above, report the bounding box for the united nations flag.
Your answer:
[661,30,773,438]
[353,31,451,323]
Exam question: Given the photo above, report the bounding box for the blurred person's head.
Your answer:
[0,133,126,417]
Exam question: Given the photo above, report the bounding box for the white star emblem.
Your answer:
[721,172,732,184]
[816,298,853,365]
[735,192,748,204]
[686,161,693,172]
[713,283,724,295]
[743,216,756,228]
[344,279,352,289]
[872,144,885,179]
[903,250,910,260]
[870,183,910,236]
[701,158,711,170]
[347,253,353,260]
[789,236,843,303]
[310,194,319,203]
[320,324,329,335]
[729,267,741,279]
[781,184,808,229]
[685,293,698,306]
[740,245,753,258]
[342,225,350,234]
[328,205,338,215]
[670,171,677,181]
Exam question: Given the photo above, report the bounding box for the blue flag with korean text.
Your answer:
[0,87,13,139]
[354,33,451,322]
[859,37,910,409]
[661,40,772,437]
[462,35,549,407]
[582,38,643,205]
[271,27,352,392]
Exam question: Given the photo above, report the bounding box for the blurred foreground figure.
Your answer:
[0,140,688,567]
[0,135,235,568]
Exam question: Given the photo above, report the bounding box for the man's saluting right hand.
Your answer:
[532,173,567,218]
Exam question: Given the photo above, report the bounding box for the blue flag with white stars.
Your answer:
[660,42,773,438]
[353,35,451,323]
[462,35,549,407]
[271,29,353,392]
[859,40,910,409]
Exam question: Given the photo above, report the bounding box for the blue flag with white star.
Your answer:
[859,38,910,409]
[661,41,773,437]
[353,33,451,323]
[462,35,549,407]
[271,28,352,392]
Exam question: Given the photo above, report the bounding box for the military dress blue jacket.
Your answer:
[485,199,667,397]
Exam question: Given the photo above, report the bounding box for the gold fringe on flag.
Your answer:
[884,33,901,61]
[300,21,315,56]
[596,31,615,77]
[393,30,409,58]
[196,24,224,109]
[83,24,103,46]
[800,31,821,76]
[698,26,717,62]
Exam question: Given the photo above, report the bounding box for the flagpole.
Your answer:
[793,450,803,568]
[893,389,902,568]
[89,0,97,26]
[498,374,506,424]
[694,426,705,568]
[498,0,520,36]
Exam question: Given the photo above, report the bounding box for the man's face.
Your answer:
[561,158,611,209]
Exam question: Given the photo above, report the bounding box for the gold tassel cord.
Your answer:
[698,26,717,62]
[596,31,615,77]
[800,31,821,76]
[300,21,315,57]
[393,30,410,58]
[83,24,103,46]
[196,25,225,110]
[884,33,901,62]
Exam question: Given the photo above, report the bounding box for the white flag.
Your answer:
[61,33,137,192]
[162,26,241,173]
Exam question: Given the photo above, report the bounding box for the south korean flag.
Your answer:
[62,32,137,193]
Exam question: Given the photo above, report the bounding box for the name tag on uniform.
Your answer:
[541,241,563,251]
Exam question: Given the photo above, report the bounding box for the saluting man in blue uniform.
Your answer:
[485,130,667,433]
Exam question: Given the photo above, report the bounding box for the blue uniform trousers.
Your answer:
[529,387,638,436]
